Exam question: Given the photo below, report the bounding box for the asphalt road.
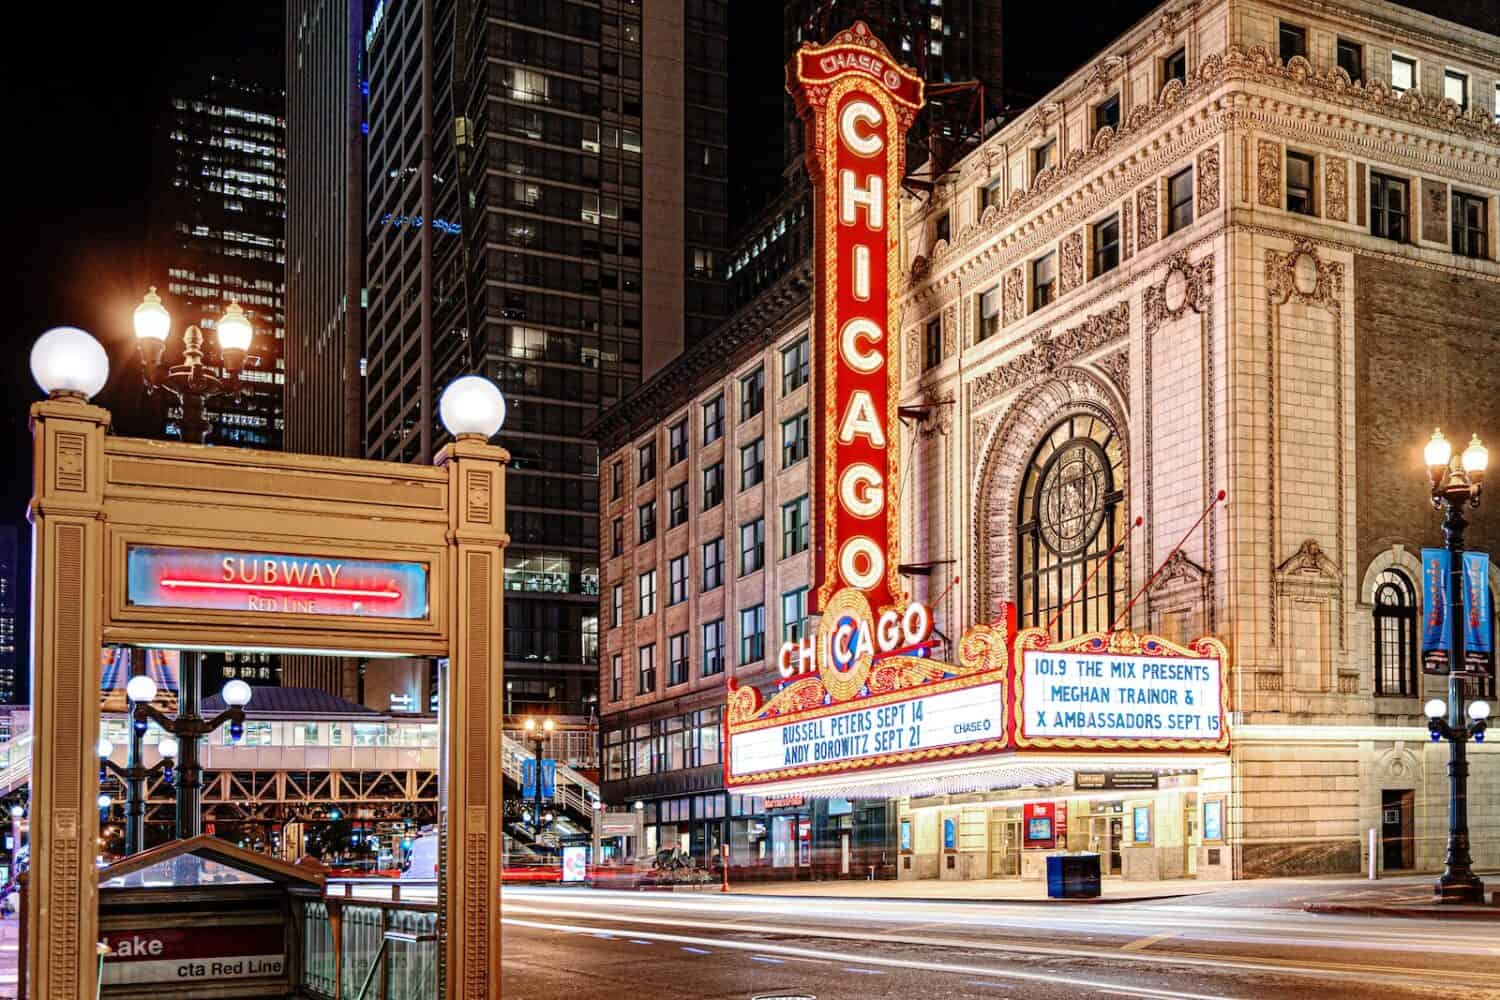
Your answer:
[499,884,1500,1000]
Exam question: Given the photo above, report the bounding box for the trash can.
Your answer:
[1046,852,1101,899]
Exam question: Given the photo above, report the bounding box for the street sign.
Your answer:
[521,758,556,800]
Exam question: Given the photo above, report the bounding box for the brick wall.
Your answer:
[1353,254,1500,575]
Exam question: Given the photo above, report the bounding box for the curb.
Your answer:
[1302,902,1500,920]
[724,890,1206,905]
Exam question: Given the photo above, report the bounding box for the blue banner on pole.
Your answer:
[1462,552,1494,677]
[1422,547,1452,675]
[520,758,556,800]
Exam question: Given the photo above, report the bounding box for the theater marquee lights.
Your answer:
[724,26,1232,795]
[788,22,922,615]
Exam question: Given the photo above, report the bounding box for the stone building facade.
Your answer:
[593,0,1500,880]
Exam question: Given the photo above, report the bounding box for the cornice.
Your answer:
[907,41,1500,306]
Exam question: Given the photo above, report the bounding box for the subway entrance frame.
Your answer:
[26,394,508,999]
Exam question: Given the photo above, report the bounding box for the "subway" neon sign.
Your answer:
[126,545,429,620]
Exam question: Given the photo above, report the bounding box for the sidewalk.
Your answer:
[1300,873,1500,919]
[0,914,16,999]
[727,874,1229,903]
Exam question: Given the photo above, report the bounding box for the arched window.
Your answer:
[1373,569,1416,697]
[1016,414,1125,639]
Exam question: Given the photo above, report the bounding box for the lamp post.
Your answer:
[131,674,254,840]
[132,286,255,445]
[98,671,180,856]
[1423,428,1490,904]
[522,716,554,851]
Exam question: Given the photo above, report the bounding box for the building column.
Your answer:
[435,437,509,998]
[25,397,110,1000]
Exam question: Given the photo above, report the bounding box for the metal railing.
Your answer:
[500,733,599,820]
[0,730,33,797]
[501,727,597,769]
[299,890,439,1000]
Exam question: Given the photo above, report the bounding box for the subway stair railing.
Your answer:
[499,732,599,825]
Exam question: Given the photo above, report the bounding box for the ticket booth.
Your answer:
[94,836,323,999]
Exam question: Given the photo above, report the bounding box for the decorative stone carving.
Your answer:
[1001,266,1024,327]
[1256,138,1281,207]
[904,328,922,381]
[1091,125,1116,154]
[1143,250,1213,330]
[1137,183,1158,250]
[1059,230,1085,295]
[1422,179,1450,243]
[1151,549,1208,592]
[1097,347,1129,400]
[942,302,959,358]
[1265,240,1347,648]
[971,301,1130,406]
[1121,198,1133,260]
[1197,144,1221,215]
[1325,155,1348,222]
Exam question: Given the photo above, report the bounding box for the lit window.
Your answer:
[1445,69,1469,109]
[1391,54,1416,93]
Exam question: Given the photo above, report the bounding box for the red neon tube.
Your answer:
[160,579,402,601]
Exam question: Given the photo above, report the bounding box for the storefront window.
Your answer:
[1016,414,1125,638]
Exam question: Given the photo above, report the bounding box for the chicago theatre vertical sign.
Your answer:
[788,24,923,621]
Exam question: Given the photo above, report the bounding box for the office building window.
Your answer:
[1337,39,1363,82]
[740,519,764,575]
[934,211,950,244]
[782,411,809,467]
[740,367,764,421]
[669,554,689,605]
[1032,253,1057,309]
[1286,151,1315,216]
[638,500,656,543]
[702,394,724,443]
[702,537,724,591]
[702,619,725,676]
[1092,215,1120,277]
[703,461,724,509]
[638,440,656,483]
[1033,139,1055,179]
[923,317,943,370]
[668,483,688,528]
[1163,47,1187,87]
[1373,569,1416,697]
[638,644,656,694]
[611,517,623,557]
[1094,94,1120,134]
[611,462,623,499]
[611,653,622,701]
[1446,69,1469,110]
[1391,54,1416,93]
[782,494,810,557]
[1279,23,1307,63]
[740,437,764,489]
[978,284,1001,340]
[1167,167,1194,234]
[739,605,765,664]
[668,632,689,686]
[669,420,688,465]
[782,588,808,642]
[1371,172,1410,243]
[611,583,623,628]
[781,337,810,394]
[637,570,656,617]
[1454,191,1489,259]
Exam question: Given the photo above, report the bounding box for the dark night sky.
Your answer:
[1,0,1496,702]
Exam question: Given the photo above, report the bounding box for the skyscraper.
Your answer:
[360,0,730,719]
[286,0,367,459]
[148,77,287,448]
[0,527,17,705]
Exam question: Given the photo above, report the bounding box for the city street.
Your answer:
[500,883,1500,999]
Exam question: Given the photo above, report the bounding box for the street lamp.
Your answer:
[1423,427,1489,904]
[522,717,555,851]
[132,674,254,841]
[30,327,110,400]
[133,287,255,445]
[98,719,177,856]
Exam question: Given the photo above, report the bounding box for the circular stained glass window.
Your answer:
[1037,439,1109,555]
